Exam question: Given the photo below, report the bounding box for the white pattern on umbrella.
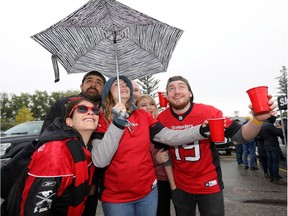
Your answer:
[32,0,183,81]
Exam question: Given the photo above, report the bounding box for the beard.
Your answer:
[168,96,191,110]
[81,91,101,103]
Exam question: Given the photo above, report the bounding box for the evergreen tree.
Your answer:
[275,66,287,118]
[138,75,160,98]
[275,66,287,96]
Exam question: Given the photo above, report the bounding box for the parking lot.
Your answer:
[95,148,287,216]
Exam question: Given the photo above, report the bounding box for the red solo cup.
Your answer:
[246,86,270,115]
[158,92,168,107]
[208,118,225,143]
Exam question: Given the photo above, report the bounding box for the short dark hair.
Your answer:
[82,71,106,85]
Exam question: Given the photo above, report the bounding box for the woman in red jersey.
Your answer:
[91,75,209,216]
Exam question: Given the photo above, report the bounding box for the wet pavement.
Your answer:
[1,151,285,215]
[96,151,287,216]
[220,153,287,216]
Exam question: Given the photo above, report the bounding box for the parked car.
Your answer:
[215,137,234,155]
[0,121,43,162]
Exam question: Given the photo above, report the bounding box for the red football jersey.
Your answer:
[157,103,233,194]
[100,109,158,202]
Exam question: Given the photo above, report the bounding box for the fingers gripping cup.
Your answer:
[246,86,270,115]
[208,118,225,143]
[158,92,168,107]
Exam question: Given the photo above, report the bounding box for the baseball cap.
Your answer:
[166,76,194,101]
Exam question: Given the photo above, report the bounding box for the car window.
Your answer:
[28,124,41,135]
[4,121,43,135]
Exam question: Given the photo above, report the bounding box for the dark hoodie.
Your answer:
[258,116,283,147]
[40,117,85,145]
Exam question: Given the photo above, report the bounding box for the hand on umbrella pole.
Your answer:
[112,103,127,127]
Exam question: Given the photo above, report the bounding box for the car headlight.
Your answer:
[0,143,11,157]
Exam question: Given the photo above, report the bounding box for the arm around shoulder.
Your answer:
[153,125,207,146]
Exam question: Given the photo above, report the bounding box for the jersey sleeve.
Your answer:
[92,123,125,167]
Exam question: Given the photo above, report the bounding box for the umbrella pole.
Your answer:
[114,31,121,103]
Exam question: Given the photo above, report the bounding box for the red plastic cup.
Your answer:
[158,92,168,107]
[246,86,270,115]
[208,118,225,143]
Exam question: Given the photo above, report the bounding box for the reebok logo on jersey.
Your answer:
[42,181,56,187]
[204,180,217,187]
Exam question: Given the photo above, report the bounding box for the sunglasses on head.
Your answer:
[69,105,100,117]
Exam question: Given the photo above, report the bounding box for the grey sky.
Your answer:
[0,0,287,117]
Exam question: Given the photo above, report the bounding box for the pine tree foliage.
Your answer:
[275,66,287,96]
[138,75,160,98]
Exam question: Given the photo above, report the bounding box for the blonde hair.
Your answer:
[135,94,159,118]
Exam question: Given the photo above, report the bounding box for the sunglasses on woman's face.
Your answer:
[69,105,100,117]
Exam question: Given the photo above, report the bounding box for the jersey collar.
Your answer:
[170,101,194,121]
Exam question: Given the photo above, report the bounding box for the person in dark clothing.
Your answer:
[255,134,269,178]
[258,116,283,182]
[282,118,287,145]
[276,118,287,160]
[20,98,100,215]
[276,118,287,146]
[234,119,244,166]
[41,70,106,133]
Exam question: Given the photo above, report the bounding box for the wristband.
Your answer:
[200,125,210,138]
[252,118,263,125]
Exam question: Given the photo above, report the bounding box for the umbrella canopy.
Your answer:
[31,0,183,82]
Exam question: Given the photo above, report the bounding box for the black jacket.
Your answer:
[41,95,78,134]
[258,121,283,148]
[40,117,82,143]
